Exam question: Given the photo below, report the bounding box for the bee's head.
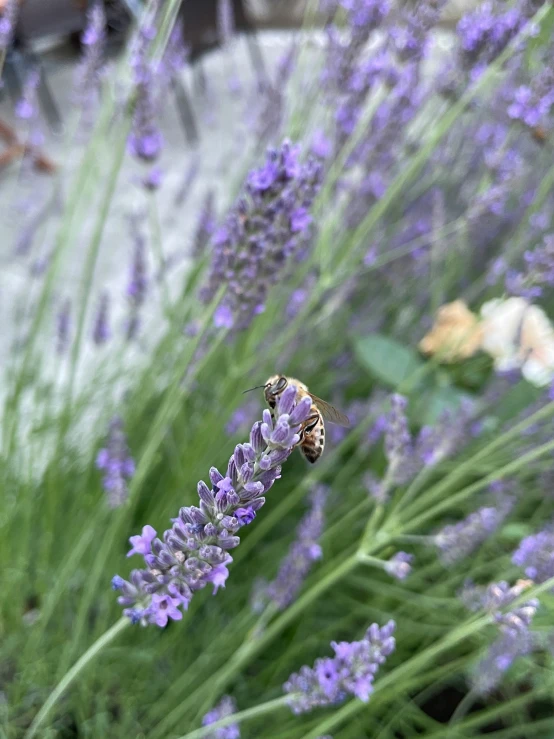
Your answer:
[264,375,288,408]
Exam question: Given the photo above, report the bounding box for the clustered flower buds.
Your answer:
[284,620,396,713]
[113,385,312,626]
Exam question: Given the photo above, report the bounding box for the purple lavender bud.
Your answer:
[384,552,413,580]
[512,529,554,585]
[435,500,513,566]
[113,380,311,626]
[256,487,328,611]
[97,417,135,509]
[111,575,125,590]
[56,299,71,355]
[284,620,396,713]
[202,695,240,739]
[92,292,111,345]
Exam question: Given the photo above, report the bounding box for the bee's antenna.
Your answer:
[242,384,267,394]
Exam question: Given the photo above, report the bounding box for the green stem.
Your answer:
[24,618,129,739]
[357,552,388,570]
[402,437,554,534]
[175,695,291,739]
[149,193,173,319]
[393,401,554,525]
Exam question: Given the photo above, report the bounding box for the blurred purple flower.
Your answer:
[461,578,539,692]
[15,68,40,122]
[192,191,216,257]
[512,528,554,585]
[56,299,71,356]
[435,500,513,566]
[384,394,413,484]
[113,384,312,626]
[74,2,106,121]
[254,486,328,611]
[126,215,148,340]
[202,696,240,739]
[97,416,135,508]
[92,292,111,345]
[384,552,413,580]
[128,26,163,162]
[0,0,18,53]
[284,620,396,713]
[200,140,323,329]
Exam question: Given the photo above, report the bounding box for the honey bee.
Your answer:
[262,375,350,463]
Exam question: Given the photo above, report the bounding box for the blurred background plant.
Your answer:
[2,0,554,737]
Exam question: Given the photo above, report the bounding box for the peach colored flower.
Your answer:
[419,300,483,362]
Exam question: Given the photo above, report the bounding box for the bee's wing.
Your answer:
[308,394,350,427]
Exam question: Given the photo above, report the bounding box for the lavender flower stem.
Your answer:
[176,696,291,739]
[65,124,130,416]
[24,618,130,739]
[148,195,172,318]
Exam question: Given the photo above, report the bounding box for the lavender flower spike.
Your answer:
[435,500,513,566]
[461,579,539,693]
[128,26,163,162]
[113,384,312,626]
[284,620,396,713]
[96,416,135,508]
[74,1,106,119]
[202,696,240,739]
[512,528,554,586]
[384,394,412,484]
[200,140,323,330]
[255,486,328,611]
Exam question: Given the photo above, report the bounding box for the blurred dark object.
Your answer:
[0,116,56,172]
[16,0,85,39]
[180,0,251,61]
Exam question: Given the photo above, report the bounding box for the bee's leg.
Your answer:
[297,414,320,443]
